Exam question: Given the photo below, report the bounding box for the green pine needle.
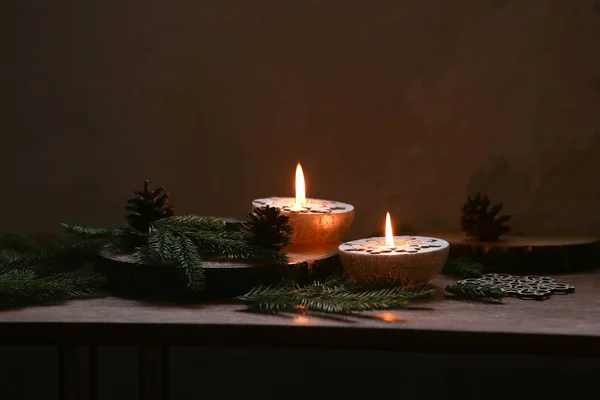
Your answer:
[442,257,485,278]
[445,283,505,303]
[152,216,227,233]
[132,216,289,293]
[0,269,106,308]
[2,233,40,253]
[0,232,99,275]
[62,224,127,239]
[0,249,42,270]
[160,218,288,263]
[0,233,45,271]
[173,234,204,292]
[61,223,145,258]
[237,278,436,315]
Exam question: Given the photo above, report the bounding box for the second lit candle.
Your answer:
[252,163,354,245]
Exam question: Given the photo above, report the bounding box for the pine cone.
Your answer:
[125,180,175,232]
[242,206,294,250]
[460,192,511,241]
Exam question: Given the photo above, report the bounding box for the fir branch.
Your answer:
[239,284,294,313]
[61,224,146,255]
[237,278,436,315]
[152,216,227,233]
[173,234,204,292]
[185,230,250,257]
[2,233,40,253]
[0,231,102,276]
[186,229,288,264]
[0,269,106,308]
[445,283,505,303]
[134,228,205,292]
[0,249,42,270]
[0,269,37,280]
[442,257,485,278]
[134,219,288,291]
[151,216,288,262]
[37,234,102,274]
[62,224,127,239]
[294,288,409,314]
[0,233,45,271]
[146,227,177,262]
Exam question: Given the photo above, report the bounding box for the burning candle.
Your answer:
[338,212,449,285]
[252,163,354,245]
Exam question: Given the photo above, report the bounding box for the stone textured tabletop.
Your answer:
[0,270,599,356]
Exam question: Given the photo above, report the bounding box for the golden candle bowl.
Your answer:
[338,236,449,286]
[252,197,354,245]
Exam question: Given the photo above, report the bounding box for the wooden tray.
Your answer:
[424,232,599,273]
[98,242,340,269]
[97,242,342,299]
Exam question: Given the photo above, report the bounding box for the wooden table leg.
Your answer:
[59,345,97,400]
[138,346,169,400]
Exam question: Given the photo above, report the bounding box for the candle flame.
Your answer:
[295,162,306,208]
[385,212,394,247]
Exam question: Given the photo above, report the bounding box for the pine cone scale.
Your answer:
[460,192,511,241]
[126,180,175,232]
[243,206,294,250]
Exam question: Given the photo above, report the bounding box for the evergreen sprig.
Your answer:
[149,217,288,264]
[445,283,505,303]
[442,257,485,278]
[152,215,228,233]
[0,233,106,307]
[0,231,99,274]
[237,277,436,314]
[0,249,42,271]
[0,269,105,307]
[61,224,147,254]
[61,224,126,239]
[133,216,289,293]
[2,233,40,253]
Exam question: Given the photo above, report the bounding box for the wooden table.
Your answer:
[0,271,599,400]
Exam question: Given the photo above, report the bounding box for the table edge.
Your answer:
[0,322,598,357]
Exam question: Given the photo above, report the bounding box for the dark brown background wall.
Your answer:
[2,0,600,238]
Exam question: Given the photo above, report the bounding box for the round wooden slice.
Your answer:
[97,241,342,298]
[96,215,344,297]
[422,232,599,273]
[98,242,340,269]
[430,233,598,249]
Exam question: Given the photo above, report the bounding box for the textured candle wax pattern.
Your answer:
[339,236,449,285]
[252,197,354,245]
[253,197,351,213]
[340,237,445,254]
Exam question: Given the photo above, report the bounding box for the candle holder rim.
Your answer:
[342,235,450,242]
[252,197,355,212]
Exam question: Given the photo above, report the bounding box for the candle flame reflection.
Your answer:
[380,312,398,322]
[293,162,306,210]
[293,316,309,325]
[385,212,394,247]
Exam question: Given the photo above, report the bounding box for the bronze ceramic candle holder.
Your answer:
[338,236,449,286]
[252,197,354,245]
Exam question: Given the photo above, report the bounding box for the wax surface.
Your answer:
[339,236,448,255]
[253,197,352,214]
